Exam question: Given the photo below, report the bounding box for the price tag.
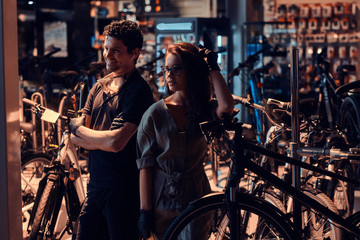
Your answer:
[41,109,60,123]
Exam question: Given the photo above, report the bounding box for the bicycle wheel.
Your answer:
[29,179,58,240]
[21,153,51,237]
[301,187,342,240]
[339,95,360,148]
[164,192,299,240]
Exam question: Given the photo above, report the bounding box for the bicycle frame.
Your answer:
[200,116,360,238]
[232,129,360,237]
[247,75,264,143]
[317,71,339,130]
[57,130,86,203]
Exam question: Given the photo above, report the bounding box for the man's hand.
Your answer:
[138,209,153,239]
[198,45,220,71]
[69,115,85,137]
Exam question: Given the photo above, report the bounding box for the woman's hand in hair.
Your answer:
[198,45,220,71]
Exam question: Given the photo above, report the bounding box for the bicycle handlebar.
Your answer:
[233,95,290,129]
[232,95,264,111]
[229,45,287,78]
[23,98,69,121]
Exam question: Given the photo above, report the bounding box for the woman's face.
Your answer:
[163,53,186,93]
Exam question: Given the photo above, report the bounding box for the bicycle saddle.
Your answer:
[335,80,360,95]
[336,64,356,73]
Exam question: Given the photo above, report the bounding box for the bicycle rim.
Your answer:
[164,193,298,240]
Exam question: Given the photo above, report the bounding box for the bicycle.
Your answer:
[231,94,345,239]
[205,46,285,186]
[255,95,356,219]
[244,53,360,218]
[22,98,86,240]
[305,51,360,217]
[163,114,360,240]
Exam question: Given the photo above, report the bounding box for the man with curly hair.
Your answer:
[70,20,153,239]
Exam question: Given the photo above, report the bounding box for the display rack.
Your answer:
[263,0,360,82]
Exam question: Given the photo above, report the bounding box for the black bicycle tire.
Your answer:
[339,95,360,148]
[21,154,52,238]
[302,187,342,240]
[29,179,56,240]
[163,192,299,240]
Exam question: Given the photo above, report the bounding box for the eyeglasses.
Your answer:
[161,65,186,76]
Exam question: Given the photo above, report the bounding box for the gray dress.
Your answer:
[136,99,212,239]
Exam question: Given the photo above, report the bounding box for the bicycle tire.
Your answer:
[29,179,56,240]
[302,187,342,240]
[263,190,286,213]
[163,192,299,240]
[21,153,52,238]
[339,95,360,148]
[331,163,354,218]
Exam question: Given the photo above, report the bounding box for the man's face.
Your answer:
[103,36,136,75]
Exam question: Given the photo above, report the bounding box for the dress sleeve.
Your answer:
[136,106,157,169]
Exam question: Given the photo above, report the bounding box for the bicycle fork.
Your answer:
[226,123,246,240]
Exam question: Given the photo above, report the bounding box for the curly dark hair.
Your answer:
[103,20,143,54]
[165,42,211,123]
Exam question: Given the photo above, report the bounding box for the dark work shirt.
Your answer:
[82,70,153,189]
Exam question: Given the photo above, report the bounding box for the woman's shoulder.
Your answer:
[139,100,167,129]
[145,99,166,115]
